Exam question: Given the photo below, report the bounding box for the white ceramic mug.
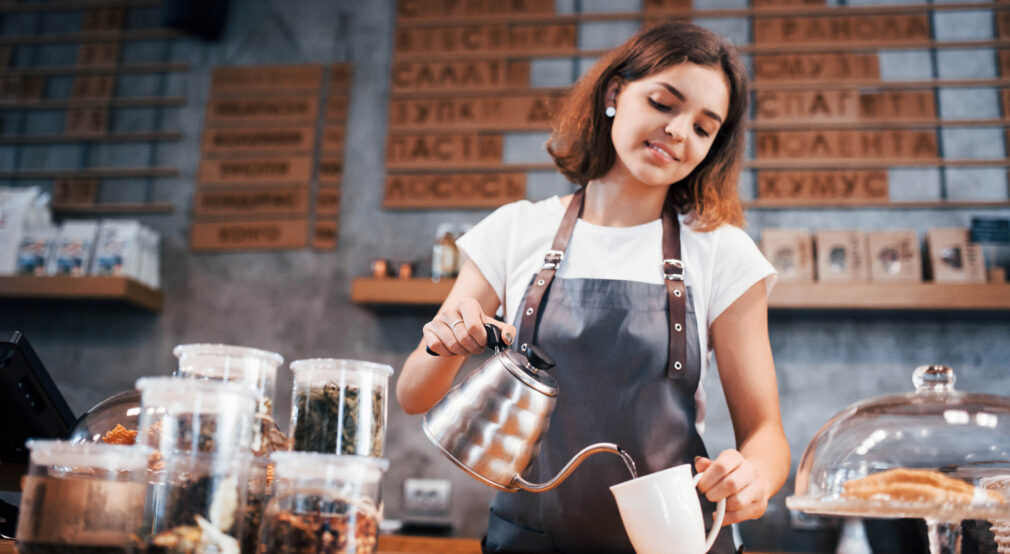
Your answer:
[610,463,726,554]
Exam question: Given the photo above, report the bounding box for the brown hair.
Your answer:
[547,22,748,230]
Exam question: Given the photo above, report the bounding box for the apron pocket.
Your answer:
[484,507,555,553]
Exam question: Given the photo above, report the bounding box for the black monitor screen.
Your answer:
[0,331,76,464]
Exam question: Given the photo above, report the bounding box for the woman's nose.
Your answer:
[665,116,689,142]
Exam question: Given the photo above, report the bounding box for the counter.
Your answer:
[0,535,483,553]
[0,537,790,553]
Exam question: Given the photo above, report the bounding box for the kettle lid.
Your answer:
[497,348,558,397]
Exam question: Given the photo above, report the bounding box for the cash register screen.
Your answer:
[0,331,76,464]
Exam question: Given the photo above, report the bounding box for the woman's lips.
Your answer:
[646,141,678,163]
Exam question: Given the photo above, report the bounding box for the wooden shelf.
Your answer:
[0,275,162,311]
[351,277,454,305]
[0,167,178,179]
[351,278,1010,311]
[0,97,186,110]
[52,202,174,214]
[0,131,181,144]
[744,200,1010,210]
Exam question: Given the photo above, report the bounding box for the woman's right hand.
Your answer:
[421,297,516,356]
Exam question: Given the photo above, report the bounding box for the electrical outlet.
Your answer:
[403,478,452,514]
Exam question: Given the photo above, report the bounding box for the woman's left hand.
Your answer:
[695,450,771,526]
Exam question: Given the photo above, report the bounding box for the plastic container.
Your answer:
[172,344,286,456]
[259,452,389,554]
[16,440,150,553]
[140,451,253,554]
[136,376,258,457]
[289,359,393,457]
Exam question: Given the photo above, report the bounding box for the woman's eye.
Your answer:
[647,98,670,112]
[695,125,710,138]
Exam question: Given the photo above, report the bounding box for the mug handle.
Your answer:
[692,473,727,553]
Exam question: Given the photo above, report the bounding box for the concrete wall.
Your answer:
[3,0,1009,551]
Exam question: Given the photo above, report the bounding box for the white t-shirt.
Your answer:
[456,195,776,426]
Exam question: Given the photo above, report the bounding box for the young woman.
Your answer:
[397,22,789,553]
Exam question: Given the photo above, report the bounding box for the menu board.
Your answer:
[387,0,1009,208]
[0,3,185,213]
[192,64,350,252]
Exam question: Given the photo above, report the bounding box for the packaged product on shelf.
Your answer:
[46,220,98,277]
[925,228,987,283]
[90,219,143,279]
[16,226,58,276]
[866,230,923,283]
[761,229,814,282]
[0,186,41,275]
[815,230,869,283]
[431,223,458,281]
[139,225,161,290]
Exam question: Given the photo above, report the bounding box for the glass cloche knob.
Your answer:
[912,364,956,392]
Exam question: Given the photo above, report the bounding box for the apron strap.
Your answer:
[661,198,688,381]
[515,187,585,354]
[516,186,687,380]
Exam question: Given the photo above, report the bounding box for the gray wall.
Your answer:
[3,0,1010,551]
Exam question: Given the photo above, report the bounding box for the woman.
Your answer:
[397,22,789,553]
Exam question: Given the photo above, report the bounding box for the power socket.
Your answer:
[403,477,452,515]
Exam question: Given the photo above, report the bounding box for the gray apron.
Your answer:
[484,188,735,554]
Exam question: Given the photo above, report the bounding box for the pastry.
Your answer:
[842,468,1003,504]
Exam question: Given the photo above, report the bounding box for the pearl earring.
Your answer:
[605,106,616,118]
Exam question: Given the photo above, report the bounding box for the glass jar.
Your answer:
[17,440,150,553]
[241,457,274,554]
[173,343,285,456]
[136,376,258,457]
[259,452,389,554]
[140,451,253,554]
[289,359,393,457]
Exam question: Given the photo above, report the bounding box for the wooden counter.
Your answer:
[0,536,791,553]
[0,535,483,554]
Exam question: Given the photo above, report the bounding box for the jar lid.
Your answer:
[135,376,257,413]
[290,358,394,385]
[270,451,389,484]
[27,439,151,471]
[173,343,284,375]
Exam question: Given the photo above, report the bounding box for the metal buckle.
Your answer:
[662,258,685,281]
[542,249,564,270]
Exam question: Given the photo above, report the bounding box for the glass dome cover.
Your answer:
[787,365,1010,522]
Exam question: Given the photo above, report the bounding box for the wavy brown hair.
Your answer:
[547,22,748,230]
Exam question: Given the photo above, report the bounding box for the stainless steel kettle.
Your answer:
[422,324,636,493]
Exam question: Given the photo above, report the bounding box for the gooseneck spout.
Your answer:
[512,443,638,493]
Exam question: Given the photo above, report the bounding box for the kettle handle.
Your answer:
[426,323,503,356]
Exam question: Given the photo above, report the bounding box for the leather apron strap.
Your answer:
[515,187,688,380]
[514,186,585,357]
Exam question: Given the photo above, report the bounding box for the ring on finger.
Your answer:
[450,319,465,330]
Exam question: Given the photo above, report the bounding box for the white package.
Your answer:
[47,220,98,277]
[91,219,142,279]
[0,186,41,275]
[16,225,58,276]
[139,225,161,289]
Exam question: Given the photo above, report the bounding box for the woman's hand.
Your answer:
[695,450,771,525]
[421,297,516,356]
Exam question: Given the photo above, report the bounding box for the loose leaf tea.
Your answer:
[292,383,384,457]
[142,475,242,554]
[259,503,379,553]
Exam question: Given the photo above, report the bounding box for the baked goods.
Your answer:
[101,423,138,445]
[842,468,1004,504]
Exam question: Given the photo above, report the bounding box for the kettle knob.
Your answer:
[526,344,555,371]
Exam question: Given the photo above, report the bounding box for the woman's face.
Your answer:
[606,62,730,189]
